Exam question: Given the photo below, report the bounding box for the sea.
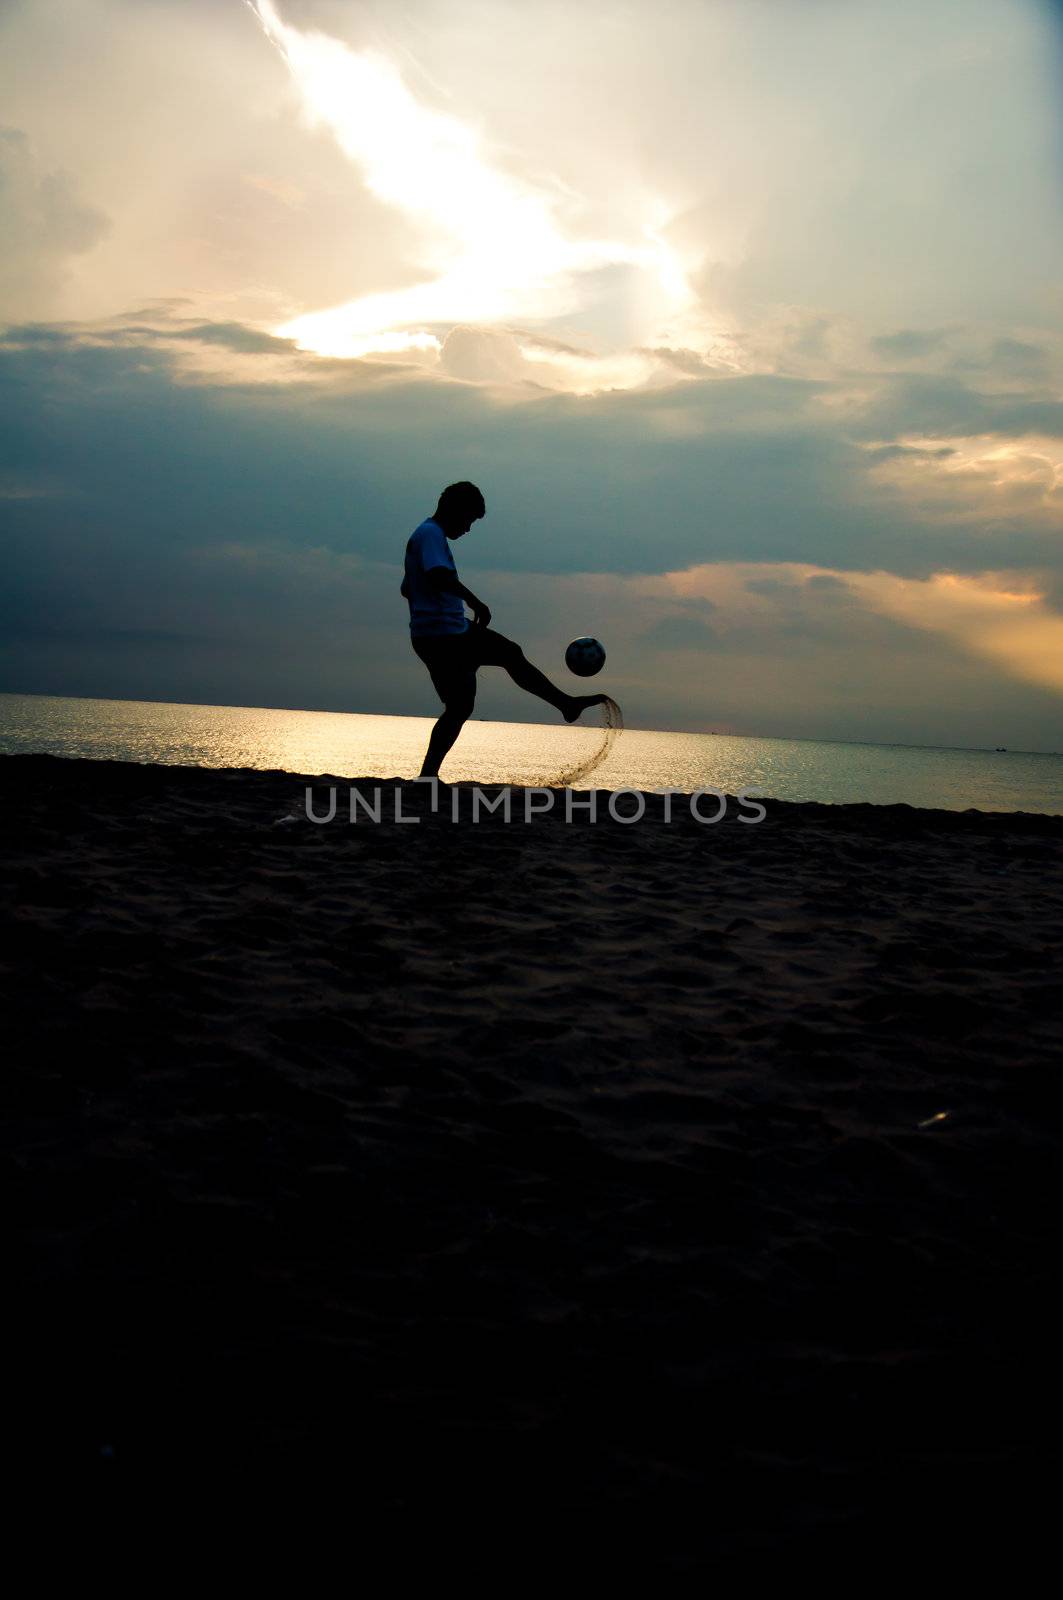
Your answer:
[1,692,1061,815]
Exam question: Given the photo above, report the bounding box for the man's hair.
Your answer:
[436,481,485,520]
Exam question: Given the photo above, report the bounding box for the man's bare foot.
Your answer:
[563,693,608,723]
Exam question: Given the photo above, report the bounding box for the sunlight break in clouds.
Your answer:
[249,1,695,382]
[656,562,1063,700]
[845,571,1063,698]
[863,434,1063,525]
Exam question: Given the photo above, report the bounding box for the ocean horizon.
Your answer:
[2,691,1061,815]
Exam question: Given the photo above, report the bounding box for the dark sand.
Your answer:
[3,754,1061,1564]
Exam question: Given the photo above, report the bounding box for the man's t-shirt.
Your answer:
[402,518,468,637]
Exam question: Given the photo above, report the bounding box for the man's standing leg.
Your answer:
[420,675,476,778]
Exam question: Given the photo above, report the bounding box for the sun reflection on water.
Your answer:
[2,694,1061,814]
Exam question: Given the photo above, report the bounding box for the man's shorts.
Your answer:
[412,626,518,708]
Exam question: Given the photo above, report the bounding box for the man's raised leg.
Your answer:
[502,645,607,723]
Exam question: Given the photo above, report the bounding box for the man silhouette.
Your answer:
[402,481,608,778]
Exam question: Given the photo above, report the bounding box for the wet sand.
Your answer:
[3,754,1060,1566]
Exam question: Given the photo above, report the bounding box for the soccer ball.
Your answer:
[565,636,606,676]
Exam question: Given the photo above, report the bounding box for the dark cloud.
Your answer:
[644,347,716,376]
[167,322,300,355]
[2,312,1062,739]
[637,613,719,651]
[988,337,1049,375]
[949,335,1057,379]
[862,443,956,462]
[852,373,1063,440]
[744,577,796,596]
[0,323,77,345]
[871,329,951,359]
[803,574,851,595]
[2,318,1060,589]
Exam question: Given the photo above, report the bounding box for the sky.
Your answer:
[2,0,1062,749]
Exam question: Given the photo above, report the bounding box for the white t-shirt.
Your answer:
[402,518,468,637]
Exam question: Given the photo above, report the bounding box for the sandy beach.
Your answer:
[4,752,1060,1564]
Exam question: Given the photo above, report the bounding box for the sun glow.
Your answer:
[250,2,696,382]
[863,434,1063,521]
[649,561,1063,698]
[846,569,1063,695]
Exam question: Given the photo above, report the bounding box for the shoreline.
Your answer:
[3,750,1063,820]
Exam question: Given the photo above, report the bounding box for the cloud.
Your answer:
[167,322,300,354]
[246,0,696,364]
[871,329,952,359]
[5,0,1056,374]
[986,337,1050,377]
[0,0,422,326]
[0,127,110,319]
[844,569,1063,696]
[2,309,1062,749]
[472,561,1063,749]
[861,443,957,463]
[636,598,719,652]
[852,374,1063,442]
[3,312,1061,587]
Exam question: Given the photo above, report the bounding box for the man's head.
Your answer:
[434,480,485,538]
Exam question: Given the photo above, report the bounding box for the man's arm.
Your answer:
[425,566,491,627]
